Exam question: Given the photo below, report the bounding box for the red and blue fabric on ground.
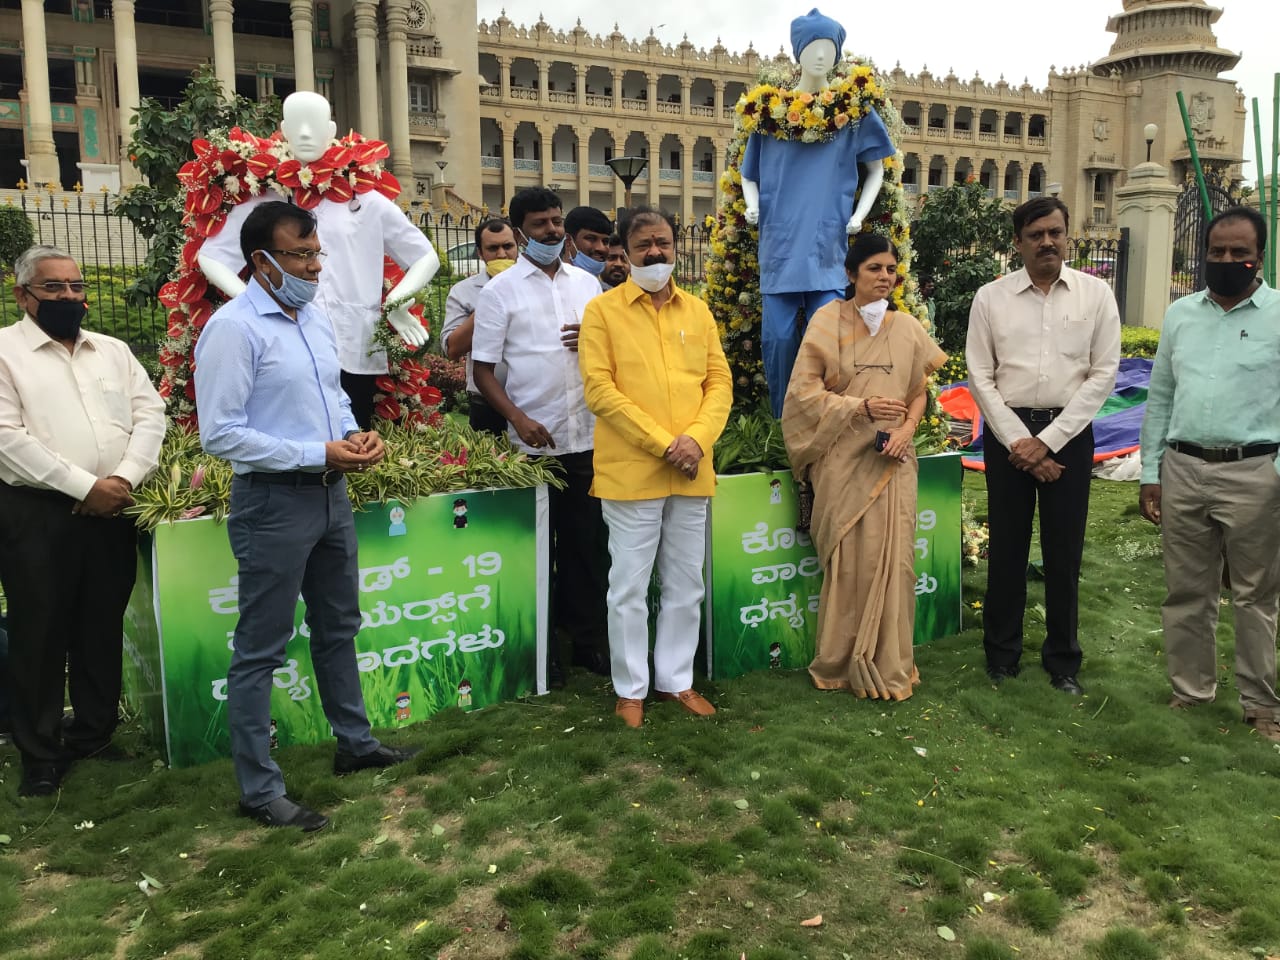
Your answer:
[939,358,1152,471]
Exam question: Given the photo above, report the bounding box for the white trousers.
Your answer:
[601,496,709,699]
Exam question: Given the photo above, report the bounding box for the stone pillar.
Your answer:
[537,60,549,105]
[680,77,692,118]
[612,68,623,111]
[353,0,379,138]
[112,0,141,186]
[384,0,413,183]
[713,79,724,120]
[290,0,315,92]
[646,132,659,204]
[575,125,590,207]
[679,134,694,223]
[575,64,585,109]
[537,123,553,187]
[20,0,59,185]
[208,0,236,98]
[612,134,625,215]
[498,55,510,100]
[646,72,658,114]
[1115,161,1181,329]
[500,120,515,211]
[944,104,953,138]
[712,136,726,206]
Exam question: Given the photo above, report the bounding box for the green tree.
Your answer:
[912,179,1014,351]
[116,65,281,307]
[0,205,35,280]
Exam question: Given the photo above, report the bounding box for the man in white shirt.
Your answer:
[0,245,166,796]
[440,217,518,435]
[966,198,1120,696]
[472,187,610,683]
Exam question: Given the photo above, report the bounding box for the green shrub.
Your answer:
[1086,926,1160,960]
[0,205,34,277]
[1120,325,1160,358]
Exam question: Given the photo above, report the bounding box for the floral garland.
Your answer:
[158,127,437,427]
[737,64,883,143]
[703,56,948,451]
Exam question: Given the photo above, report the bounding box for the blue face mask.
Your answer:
[572,248,606,277]
[523,234,566,266]
[260,251,319,309]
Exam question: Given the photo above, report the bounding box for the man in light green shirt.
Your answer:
[1138,206,1280,744]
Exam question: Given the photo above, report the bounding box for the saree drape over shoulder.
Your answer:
[782,300,946,700]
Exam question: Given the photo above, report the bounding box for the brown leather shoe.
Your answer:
[1168,696,1195,710]
[615,697,644,728]
[655,689,716,716]
[1246,715,1280,743]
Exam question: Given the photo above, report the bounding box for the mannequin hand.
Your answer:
[846,215,863,236]
[387,304,429,348]
[744,205,759,225]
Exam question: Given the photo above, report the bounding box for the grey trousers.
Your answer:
[227,475,379,806]
[1160,449,1280,718]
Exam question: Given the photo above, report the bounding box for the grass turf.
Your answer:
[2,474,1279,960]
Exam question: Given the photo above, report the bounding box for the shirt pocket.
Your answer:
[678,328,710,374]
[1060,320,1093,360]
[1236,331,1279,372]
[98,377,133,427]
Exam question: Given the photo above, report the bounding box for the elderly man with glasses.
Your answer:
[0,244,166,797]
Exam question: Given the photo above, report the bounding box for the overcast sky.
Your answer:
[479,0,1280,185]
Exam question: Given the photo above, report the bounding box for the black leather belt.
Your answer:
[1011,407,1063,423]
[1169,440,1279,463]
[241,470,339,487]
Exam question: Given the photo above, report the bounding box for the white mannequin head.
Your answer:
[797,38,836,90]
[280,91,337,163]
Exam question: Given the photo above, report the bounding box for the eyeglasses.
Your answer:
[851,337,894,375]
[267,249,328,263]
[26,281,86,295]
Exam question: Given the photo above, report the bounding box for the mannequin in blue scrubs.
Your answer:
[742,9,896,417]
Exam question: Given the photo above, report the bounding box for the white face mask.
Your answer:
[629,261,675,293]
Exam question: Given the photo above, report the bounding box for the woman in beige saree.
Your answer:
[782,235,947,700]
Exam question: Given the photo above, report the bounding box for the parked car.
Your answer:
[446,241,481,277]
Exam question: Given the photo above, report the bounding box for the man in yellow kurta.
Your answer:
[579,207,733,728]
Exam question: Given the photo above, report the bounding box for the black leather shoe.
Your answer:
[573,648,612,677]
[1050,675,1085,695]
[18,762,65,797]
[333,744,419,775]
[238,795,329,832]
[547,654,566,690]
[986,665,1019,685]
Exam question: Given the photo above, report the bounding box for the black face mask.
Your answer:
[1204,260,1258,299]
[27,293,86,340]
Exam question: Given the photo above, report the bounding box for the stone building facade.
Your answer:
[0,0,1248,228]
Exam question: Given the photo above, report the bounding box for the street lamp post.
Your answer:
[606,155,648,212]
[1143,123,1158,163]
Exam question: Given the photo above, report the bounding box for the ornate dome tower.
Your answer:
[1090,0,1239,78]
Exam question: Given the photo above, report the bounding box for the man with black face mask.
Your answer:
[0,244,166,796]
[1139,206,1280,745]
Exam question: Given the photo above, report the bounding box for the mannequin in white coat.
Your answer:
[197,91,439,427]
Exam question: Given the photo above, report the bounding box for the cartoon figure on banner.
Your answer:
[769,478,783,504]
[394,691,412,721]
[457,679,473,710]
[161,90,445,429]
[769,642,782,668]
[452,498,469,529]
[388,503,408,537]
[268,719,279,751]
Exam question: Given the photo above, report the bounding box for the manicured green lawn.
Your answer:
[2,474,1277,960]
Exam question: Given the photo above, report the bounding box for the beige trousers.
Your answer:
[1160,449,1280,718]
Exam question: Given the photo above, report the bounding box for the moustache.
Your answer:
[642,256,668,266]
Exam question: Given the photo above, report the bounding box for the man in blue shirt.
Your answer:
[741,8,896,417]
[1139,206,1280,744]
[195,201,416,831]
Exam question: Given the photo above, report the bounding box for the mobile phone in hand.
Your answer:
[874,430,891,452]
